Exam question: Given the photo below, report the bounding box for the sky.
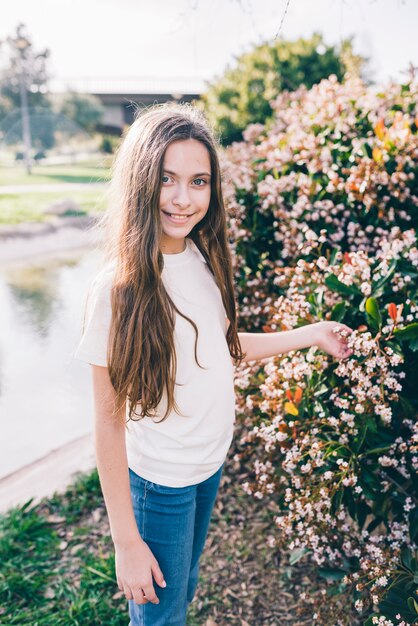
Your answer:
[0,0,417,92]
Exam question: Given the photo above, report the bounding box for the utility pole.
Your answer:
[15,36,32,174]
[4,24,49,175]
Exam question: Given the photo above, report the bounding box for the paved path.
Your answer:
[0,433,96,514]
[0,182,107,194]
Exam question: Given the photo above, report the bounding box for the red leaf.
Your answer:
[388,302,397,321]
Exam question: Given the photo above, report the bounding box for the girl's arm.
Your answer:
[235,321,353,362]
[91,364,140,547]
[91,364,166,604]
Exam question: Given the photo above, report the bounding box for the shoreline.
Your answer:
[0,214,101,265]
[0,216,100,515]
[0,433,96,515]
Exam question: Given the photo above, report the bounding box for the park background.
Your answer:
[0,1,417,625]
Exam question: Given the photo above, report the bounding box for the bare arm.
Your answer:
[229,320,353,362]
[237,324,321,362]
[91,364,140,547]
[91,364,166,604]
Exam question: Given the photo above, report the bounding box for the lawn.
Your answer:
[0,159,112,187]
[0,190,107,225]
[0,160,112,224]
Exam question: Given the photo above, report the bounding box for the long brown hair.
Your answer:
[98,102,244,424]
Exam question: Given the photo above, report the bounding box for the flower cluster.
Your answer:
[222,75,418,331]
[233,236,418,620]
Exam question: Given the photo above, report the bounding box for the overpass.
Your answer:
[51,76,206,133]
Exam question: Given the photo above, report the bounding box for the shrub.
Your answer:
[200,34,365,145]
[34,149,46,160]
[223,75,418,625]
[59,92,104,133]
[101,136,113,154]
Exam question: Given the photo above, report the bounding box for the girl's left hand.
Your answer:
[314,321,354,360]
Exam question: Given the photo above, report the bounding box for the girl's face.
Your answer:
[159,138,211,254]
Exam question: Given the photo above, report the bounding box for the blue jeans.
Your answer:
[127,463,224,626]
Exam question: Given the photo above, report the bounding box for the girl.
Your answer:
[75,102,353,626]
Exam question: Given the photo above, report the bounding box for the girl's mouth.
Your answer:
[161,210,194,224]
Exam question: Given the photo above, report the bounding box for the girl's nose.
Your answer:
[172,185,192,208]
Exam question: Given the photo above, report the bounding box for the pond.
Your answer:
[0,247,103,480]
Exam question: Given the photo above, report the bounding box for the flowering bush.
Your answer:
[222,75,418,625]
[222,74,418,331]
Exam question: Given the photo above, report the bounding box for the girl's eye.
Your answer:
[193,178,207,186]
[162,175,171,184]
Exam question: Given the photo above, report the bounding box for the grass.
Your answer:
[0,160,111,225]
[0,190,107,225]
[0,422,367,626]
[0,160,112,187]
[0,471,125,626]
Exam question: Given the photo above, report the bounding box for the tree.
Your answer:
[199,33,366,145]
[0,24,50,110]
[57,91,104,133]
[0,23,54,168]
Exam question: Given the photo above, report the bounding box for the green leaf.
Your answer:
[385,339,404,358]
[378,584,418,622]
[318,567,347,581]
[324,274,362,296]
[409,508,418,543]
[365,297,382,332]
[357,500,372,529]
[394,323,418,351]
[372,259,397,295]
[363,445,393,456]
[362,142,373,158]
[329,248,340,265]
[252,157,267,165]
[359,296,367,313]
[330,301,347,322]
[84,565,115,583]
[325,582,348,597]
[313,384,329,397]
[365,414,378,433]
[289,546,310,565]
[401,548,412,570]
[343,487,357,519]
[367,516,385,534]
[394,322,418,339]
[361,467,382,491]
[399,396,416,419]
[407,597,418,615]
[352,424,368,453]
[331,488,343,514]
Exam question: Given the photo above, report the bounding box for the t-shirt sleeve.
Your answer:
[74,271,113,367]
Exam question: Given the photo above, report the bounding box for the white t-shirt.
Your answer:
[74,237,236,487]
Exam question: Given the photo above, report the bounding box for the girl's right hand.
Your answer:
[115,538,166,605]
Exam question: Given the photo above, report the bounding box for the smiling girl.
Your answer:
[75,103,353,626]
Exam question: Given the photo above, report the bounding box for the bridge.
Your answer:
[51,76,206,133]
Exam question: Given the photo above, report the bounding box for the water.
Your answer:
[0,247,104,479]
